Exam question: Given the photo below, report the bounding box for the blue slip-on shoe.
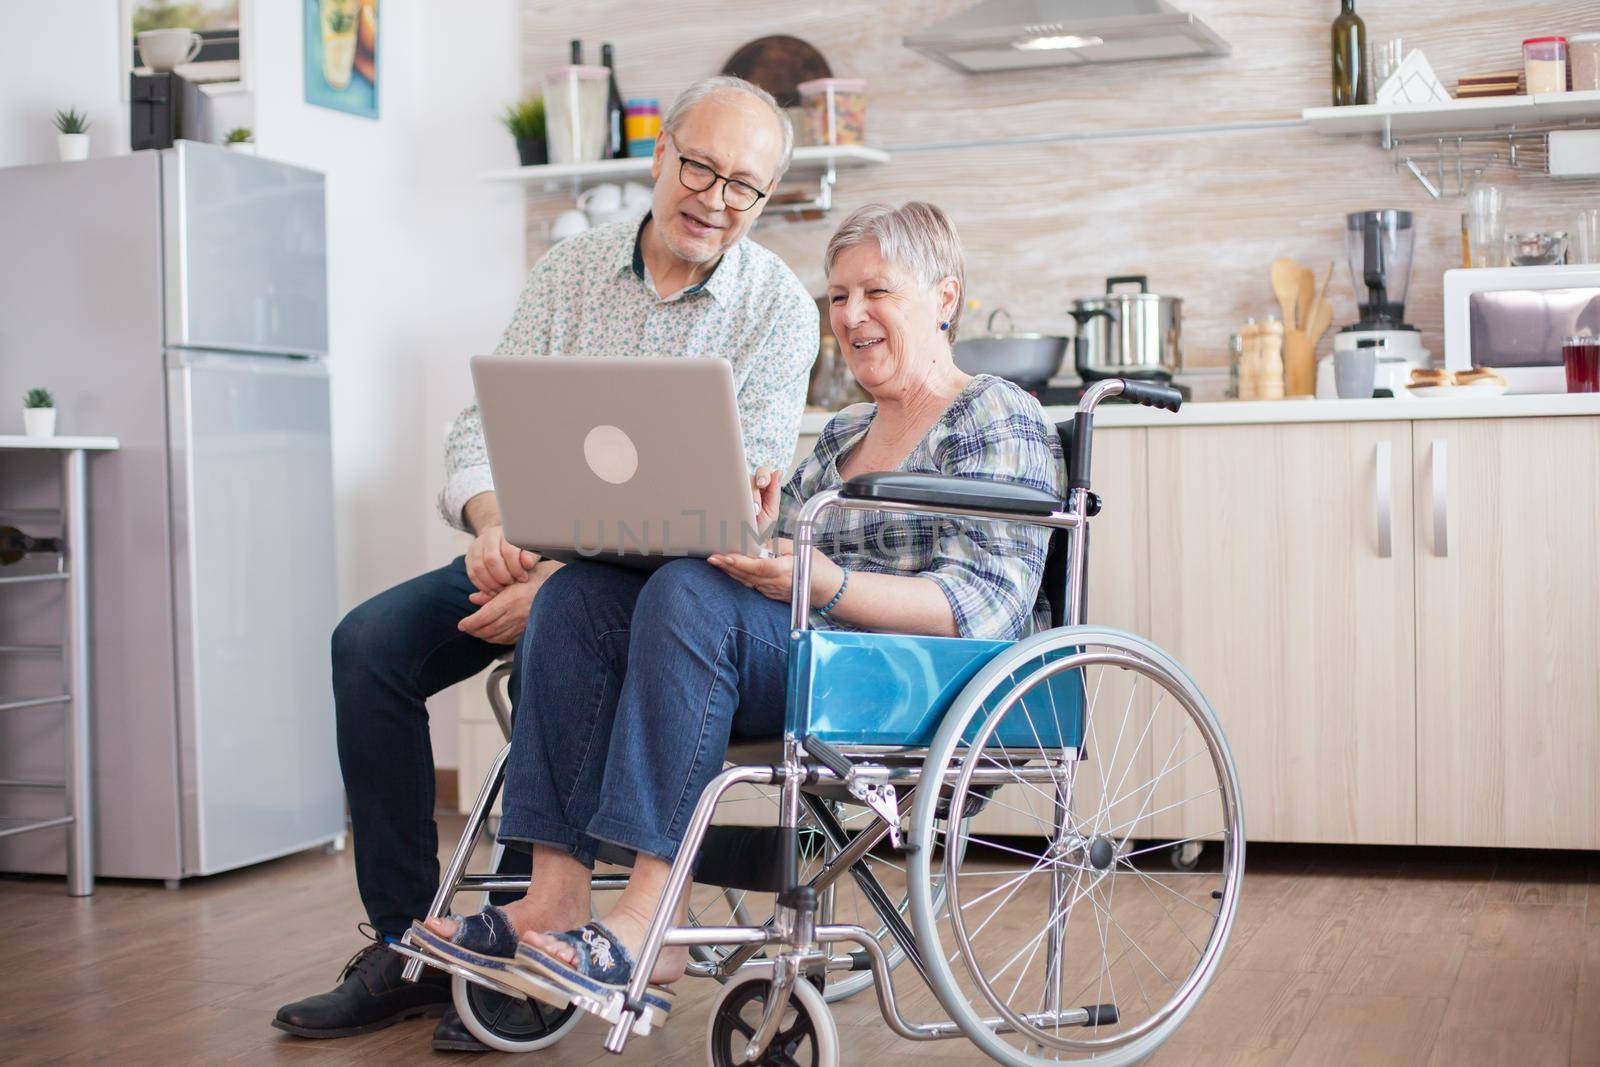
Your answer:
[408,908,574,1009]
[515,921,675,1029]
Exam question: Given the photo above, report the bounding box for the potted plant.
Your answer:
[54,109,90,162]
[23,388,55,437]
[224,127,256,155]
[501,98,548,167]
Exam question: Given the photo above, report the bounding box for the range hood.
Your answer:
[904,0,1230,75]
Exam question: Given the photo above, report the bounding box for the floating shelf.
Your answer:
[481,144,890,185]
[1302,90,1600,136]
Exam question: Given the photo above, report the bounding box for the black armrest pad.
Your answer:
[839,472,1062,517]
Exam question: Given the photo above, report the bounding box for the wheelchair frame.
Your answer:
[393,378,1243,1065]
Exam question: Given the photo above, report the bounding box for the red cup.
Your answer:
[1564,335,1600,392]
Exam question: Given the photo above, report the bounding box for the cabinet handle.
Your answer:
[1375,440,1392,558]
[1430,439,1449,557]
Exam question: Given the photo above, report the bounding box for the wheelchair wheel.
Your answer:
[706,971,839,1067]
[906,627,1244,1067]
[451,975,583,1053]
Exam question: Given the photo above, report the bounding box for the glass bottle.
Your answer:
[1331,0,1369,106]
[0,526,60,566]
[601,44,626,158]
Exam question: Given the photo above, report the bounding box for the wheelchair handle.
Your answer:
[1069,378,1181,491]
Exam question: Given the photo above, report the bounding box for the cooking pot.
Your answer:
[1069,275,1183,380]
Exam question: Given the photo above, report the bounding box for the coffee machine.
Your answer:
[1317,209,1431,398]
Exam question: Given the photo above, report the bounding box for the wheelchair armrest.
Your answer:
[838,471,1062,518]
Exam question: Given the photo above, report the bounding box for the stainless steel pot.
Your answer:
[1069,275,1183,380]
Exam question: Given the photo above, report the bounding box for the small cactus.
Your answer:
[23,388,54,409]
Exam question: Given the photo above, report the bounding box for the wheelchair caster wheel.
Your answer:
[707,972,839,1067]
[1170,840,1204,871]
[451,975,582,1053]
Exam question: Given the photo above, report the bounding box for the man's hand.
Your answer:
[457,560,563,645]
[465,523,538,594]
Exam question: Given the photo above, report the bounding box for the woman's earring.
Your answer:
[939,321,951,331]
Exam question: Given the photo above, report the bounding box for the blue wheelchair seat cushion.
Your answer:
[787,630,1083,749]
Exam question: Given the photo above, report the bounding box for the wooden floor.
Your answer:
[3,821,1597,1065]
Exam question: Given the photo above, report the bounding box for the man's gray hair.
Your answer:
[825,202,968,343]
[662,76,795,185]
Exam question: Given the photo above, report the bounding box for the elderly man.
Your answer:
[272,75,817,1050]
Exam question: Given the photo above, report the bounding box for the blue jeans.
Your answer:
[498,559,792,864]
[332,556,530,938]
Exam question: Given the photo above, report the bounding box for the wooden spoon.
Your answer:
[1305,299,1333,344]
[1315,260,1335,310]
[1297,267,1316,332]
[1270,258,1301,331]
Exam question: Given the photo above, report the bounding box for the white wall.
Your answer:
[251,0,526,768]
[0,1,527,768]
[0,1,129,166]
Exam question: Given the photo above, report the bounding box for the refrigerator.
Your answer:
[0,141,345,881]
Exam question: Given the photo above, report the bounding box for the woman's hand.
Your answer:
[709,546,844,608]
[751,467,784,535]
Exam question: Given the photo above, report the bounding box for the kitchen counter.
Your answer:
[797,392,1600,435]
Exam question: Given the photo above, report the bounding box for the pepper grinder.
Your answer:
[1258,317,1286,400]
[1238,319,1261,400]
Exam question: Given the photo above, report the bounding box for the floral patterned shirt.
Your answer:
[776,375,1065,641]
[437,211,819,530]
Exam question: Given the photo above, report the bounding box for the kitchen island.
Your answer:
[798,391,1600,851]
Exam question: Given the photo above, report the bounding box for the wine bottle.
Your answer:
[601,43,625,158]
[0,526,61,566]
[1331,0,1369,106]
[569,39,582,64]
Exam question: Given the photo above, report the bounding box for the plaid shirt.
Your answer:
[777,375,1064,641]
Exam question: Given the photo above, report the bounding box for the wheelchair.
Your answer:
[393,378,1245,1066]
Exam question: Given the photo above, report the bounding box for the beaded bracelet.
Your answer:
[816,567,850,617]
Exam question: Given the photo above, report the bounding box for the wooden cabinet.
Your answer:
[1413,418,1600,849]
[1146,421,1418,845]
[457,411,1600,851]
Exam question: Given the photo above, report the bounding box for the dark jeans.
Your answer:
[498,559,791,865]
[332,555,529,938]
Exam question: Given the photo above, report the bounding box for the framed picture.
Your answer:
[303,0,378,119]
[122,0,249,97]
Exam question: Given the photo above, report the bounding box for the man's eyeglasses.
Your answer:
[671,139,767,212]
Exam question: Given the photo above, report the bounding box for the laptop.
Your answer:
[470,355,763,567]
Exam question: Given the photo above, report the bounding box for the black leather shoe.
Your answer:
[272,928,451,1039]
[432,1007,490,1052]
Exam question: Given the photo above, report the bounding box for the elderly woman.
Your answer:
[414,202,1064,1020]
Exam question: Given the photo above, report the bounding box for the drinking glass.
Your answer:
[1572,208,1600,264]
[1465,184,1505,268]
[1373,37,1404,97]
[1564,335,1600,393]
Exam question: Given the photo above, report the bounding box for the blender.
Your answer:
[1317,209,1432,398]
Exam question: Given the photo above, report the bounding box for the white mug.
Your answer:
[138,28,204,72]
[551,209,590,241]
[621,182,652,209]
[577,183,623,218]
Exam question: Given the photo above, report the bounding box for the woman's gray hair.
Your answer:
[662,76,795,184]
[825,202,968,342]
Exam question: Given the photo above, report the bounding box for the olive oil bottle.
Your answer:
[1331,0,1369,106]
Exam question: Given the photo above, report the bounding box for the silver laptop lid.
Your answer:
[470,355,760,561]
